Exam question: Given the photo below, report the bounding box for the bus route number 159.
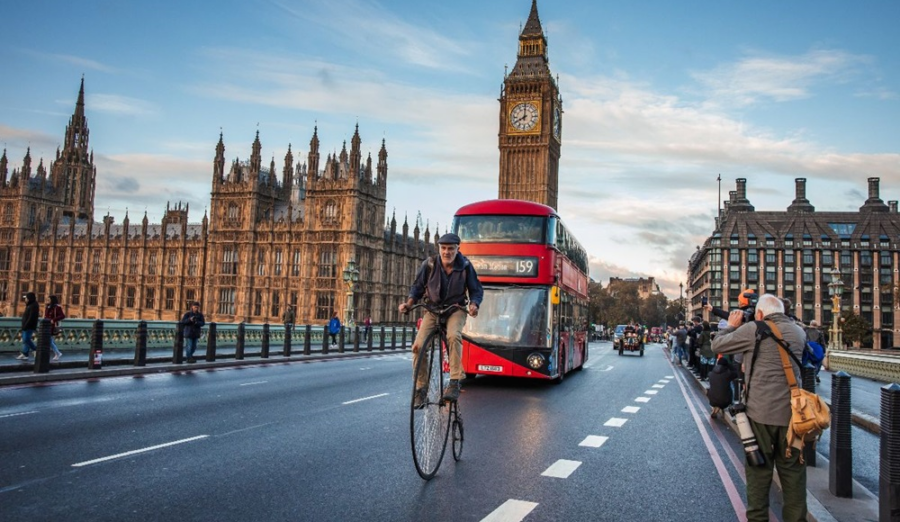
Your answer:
[516,259,534,274]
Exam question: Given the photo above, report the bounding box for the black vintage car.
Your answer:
[618,327,644,357]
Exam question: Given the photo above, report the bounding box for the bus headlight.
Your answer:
[526,353,545,369]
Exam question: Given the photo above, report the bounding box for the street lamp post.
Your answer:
[679,282,685,322]
[342,259,360,328]
[827,266,845,351]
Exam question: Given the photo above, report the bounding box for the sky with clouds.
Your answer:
[1,0,898,299]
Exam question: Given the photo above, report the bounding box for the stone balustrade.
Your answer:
[827,350,900,383]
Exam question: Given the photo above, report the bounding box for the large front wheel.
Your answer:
[410,332,451,479]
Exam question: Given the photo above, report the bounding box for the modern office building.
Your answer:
[688,177,900,348]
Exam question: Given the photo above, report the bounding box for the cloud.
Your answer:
[88,94,157,117]
[692,48,870,106]
[0,125,59,155]
[270,0,473,72]
[21,49,119,74]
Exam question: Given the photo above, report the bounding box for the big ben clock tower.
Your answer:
[498,0,562,210]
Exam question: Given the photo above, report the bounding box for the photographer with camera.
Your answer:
[711,293,807,522]
[705,288,758,325]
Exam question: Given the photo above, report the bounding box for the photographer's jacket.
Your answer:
[180,311,206,339]
[711,313,805,426]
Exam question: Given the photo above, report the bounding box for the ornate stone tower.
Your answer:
[498,0,562,210]
[50,77,97,220]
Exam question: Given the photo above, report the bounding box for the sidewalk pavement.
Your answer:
[665,344,881,522]
[0,346,409,387]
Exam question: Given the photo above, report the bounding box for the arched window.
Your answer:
[323,200,338,226]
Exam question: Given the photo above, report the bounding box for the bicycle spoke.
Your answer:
[410,334,450,479]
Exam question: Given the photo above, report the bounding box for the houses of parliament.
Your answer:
[0,1,562,325]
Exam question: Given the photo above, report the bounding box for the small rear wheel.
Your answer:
[452,416,464,461]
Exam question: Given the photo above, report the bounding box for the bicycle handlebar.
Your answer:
[404,302,470,316]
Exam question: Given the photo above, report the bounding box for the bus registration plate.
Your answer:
[478,365,503,373]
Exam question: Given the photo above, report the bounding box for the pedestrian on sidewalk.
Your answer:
[16,292,39,360]
[805,320,825,383]
[44,295,65,361]
[180,302,205,363]
[712,294,808,522]
[671,323,687,366]
[698,320,714,380]
[328,312,342,348]
[282,304,296,332]
[363,315,372,342]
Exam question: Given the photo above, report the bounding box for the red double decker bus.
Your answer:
[452,199,590,381]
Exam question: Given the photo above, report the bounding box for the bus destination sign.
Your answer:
[468,256,539,277]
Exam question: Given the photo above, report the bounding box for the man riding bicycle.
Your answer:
[399,233,483,407]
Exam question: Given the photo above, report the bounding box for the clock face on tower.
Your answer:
[553,106,561,140]
[510,102,539,132]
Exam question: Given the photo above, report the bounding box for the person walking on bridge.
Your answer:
[180,302,205,363]
[16,292,38,360]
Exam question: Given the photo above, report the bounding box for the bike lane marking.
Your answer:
[669,365,747,521]
[71,435,209,468]
[480,499,538,522]
[540,459,582,478]
[341,393,389,405]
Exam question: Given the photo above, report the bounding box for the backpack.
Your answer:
[707,358,735,408]
[755,321,830,462]
[802,340,824,366]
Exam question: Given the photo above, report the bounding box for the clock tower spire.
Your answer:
[498,0,562,210]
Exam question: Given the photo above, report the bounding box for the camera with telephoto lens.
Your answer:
[728,401,766,467]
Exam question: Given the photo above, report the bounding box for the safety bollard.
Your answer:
[235,322,245,360]
[802,362,818,467]
[322,325,330,354]
[353,326,360,352]
[261,323,270,358]
[206,323,217,362]
[367,326,374,352]
[881,383,900,522]
[379,326,385,350]
[830,371,853,498]
[173,322,184,364]
[339,326,345,353]
[391,326,397,350]
[283,325,292,357]
[134,321,148,367]
[34,318,52,374]
[303,324,311,355]
[89,319,104,370]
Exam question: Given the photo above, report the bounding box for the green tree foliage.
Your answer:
[588,281,670,328]
[839,311,872,347]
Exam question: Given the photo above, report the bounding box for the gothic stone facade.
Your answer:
[0,81,436,325]
[688,177,900,349]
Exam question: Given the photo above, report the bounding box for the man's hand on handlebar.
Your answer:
[468,303,478,317]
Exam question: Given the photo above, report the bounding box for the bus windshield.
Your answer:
[463,286,549,347]
[454,215,546,244]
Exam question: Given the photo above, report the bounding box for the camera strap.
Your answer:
[742,322,766,404]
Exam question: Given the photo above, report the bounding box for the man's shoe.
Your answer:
[413,388,427,409]
[16,354,27,360]
[442,380,461,402]
[187,357,196,363]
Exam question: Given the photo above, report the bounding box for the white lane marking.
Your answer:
[599,365,614,372]
[652,384,665,388]
[635,397,651,403]
[658,379,671,383]
[72,435,209,467]
[0,411,38,419]
[481,499,538,522]
[604,417,628,427]
[541,459,582,478]
[342,393,389,405]
[579,435,608,448]
[359,367,371,370]
[621,406,640,414]
[644,390,659,395]
[239,381,268,386]
[666,375,674,378]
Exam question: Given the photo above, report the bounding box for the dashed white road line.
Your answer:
[342,393,389,405]
[665,374,674,378]
[579,435,609,448]
[481,499,538,522]
[541,459,582,478]
[635,396,651,403]
[621,406,641,414]
[0,411,38,419]
[239,381,268,386]
[644,390,659,395]
[652,384,665,388]
[72,435,209,467]
[604,417,628,427]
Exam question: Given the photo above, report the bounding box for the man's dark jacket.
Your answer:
[181,310,206,339]
[408,253,483,308]
[21,293,39,330]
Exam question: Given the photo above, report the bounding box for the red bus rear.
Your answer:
[452,199,590,381]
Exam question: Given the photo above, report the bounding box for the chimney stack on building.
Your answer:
[729,178,755,212]
[861,176,889,213]
[788,177,815,213]
[890,201,898,213]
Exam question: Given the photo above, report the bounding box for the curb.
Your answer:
[0,349,410,387]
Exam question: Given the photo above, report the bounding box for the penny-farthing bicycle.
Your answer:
[407,303,465,480]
